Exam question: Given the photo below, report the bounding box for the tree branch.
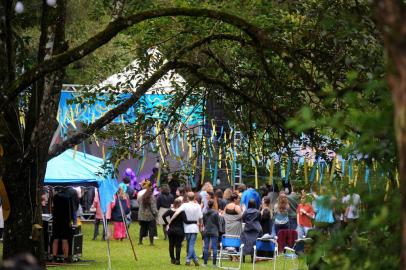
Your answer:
[0,8,271,110]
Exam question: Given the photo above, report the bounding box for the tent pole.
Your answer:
[118,197,138,261]
[103,214,112,270]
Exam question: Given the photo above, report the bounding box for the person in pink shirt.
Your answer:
[92,188,112,240]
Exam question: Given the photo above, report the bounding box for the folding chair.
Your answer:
[252,238,278,270]
[218,234,244,270]
[283,237,313,270]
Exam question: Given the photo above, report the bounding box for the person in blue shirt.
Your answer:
[313,186,335,236]
[240,185,261,211]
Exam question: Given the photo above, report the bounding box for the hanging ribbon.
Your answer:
[157,163,162,187]
[201,157,206,184]
[341,159,346,178]
[269,158,275,185]
[353,161,360,187]
[102,144,106,160]
[318,162,324,184]
[285,158,291,183]
[254,166,259,189]
[309,158,317,183]
[212,158,218,186]
[329,158,336,182]
[364,165,371,193]
[304,157,308,184]
[348,159,353,185]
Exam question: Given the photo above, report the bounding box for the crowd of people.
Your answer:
[90,177,362,267]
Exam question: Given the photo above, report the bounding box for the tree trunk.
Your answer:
[1,0,67,267]
[373,1,406,268]
[388,54,406,270]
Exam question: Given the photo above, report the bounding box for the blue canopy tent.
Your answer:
[44,149,118,211]
[45,149,106,186]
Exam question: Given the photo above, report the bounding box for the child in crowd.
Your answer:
[162,198,186,265]
[202,199,220,267]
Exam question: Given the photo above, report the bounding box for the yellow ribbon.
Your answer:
[269,159,274,185]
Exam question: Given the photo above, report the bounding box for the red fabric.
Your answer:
[277,229,298,252]
[297,203,314,227]
[113,222,127,240]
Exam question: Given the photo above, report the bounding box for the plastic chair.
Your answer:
[218,234,244,270]
[252,238,278,270]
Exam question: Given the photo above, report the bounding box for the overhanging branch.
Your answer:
[0,8,271,110]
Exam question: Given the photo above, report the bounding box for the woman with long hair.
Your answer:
[260,196,273,235]
[137,180,158,245]
[273,193,290,236]
[157,184,174,240]
[111,183,130,240]
[200,182,214,214]
[162,197,186,265]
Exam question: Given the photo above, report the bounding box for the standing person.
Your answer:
[273,193,290,236]
[111,184,130,241]
[123,177,137,222]
[200,182,214,214]
[157,184,174,240]
[296,194,315,238]
[92,188,112,240]
[286,183,300,230]
[51,187,78,262]
[241,199,263,263]
[313,187,335,236]
[342,189,361,244]
[240,185,261,211]
[202,199,220,267]
[260,196,273,235]
[162,198,186,265]
[137,181,158,245]
[170,192,203,266]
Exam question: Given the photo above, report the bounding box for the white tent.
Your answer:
[97,48,186,93]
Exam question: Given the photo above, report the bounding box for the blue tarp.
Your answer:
[45,149,105,186]
[58,91,203,128]
[45,149,118,214]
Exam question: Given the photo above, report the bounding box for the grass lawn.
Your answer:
[44,223,306,270]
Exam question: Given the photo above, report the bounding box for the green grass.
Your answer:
[1,223,306,269]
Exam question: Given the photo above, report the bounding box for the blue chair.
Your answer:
[252,238,278,270]
[218,234,244,270]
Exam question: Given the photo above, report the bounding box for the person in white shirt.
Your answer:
[342,193,361,221]
[342,190,361,245]
[170,192,202,266]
